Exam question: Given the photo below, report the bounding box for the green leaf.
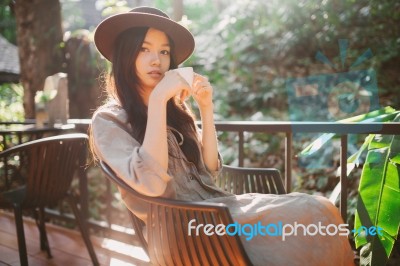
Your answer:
[354,130,400,265]
[334,134,376,177]
[391,154,400,164]
[300,106,399,156]
[300,133,334,155]
[348,134,375,166]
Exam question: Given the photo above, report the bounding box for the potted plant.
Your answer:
[34,89,57,127]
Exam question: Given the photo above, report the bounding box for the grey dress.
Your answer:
[91,101,354,266]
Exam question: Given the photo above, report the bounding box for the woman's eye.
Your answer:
[140,47,149,52]
[161,50,170,55]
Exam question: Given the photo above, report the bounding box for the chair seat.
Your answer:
[1,186,27,205]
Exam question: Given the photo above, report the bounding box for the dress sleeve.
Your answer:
[203,152,223,181]
[91,104,174,197]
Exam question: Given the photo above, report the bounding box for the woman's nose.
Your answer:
[150,52,161,66]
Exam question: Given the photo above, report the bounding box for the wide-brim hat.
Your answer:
[94,6,195,65]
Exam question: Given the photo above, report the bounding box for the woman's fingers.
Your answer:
[193,81,212,95]
[155,70,191,101]
[193,73,208,85]
[179,88,189,101]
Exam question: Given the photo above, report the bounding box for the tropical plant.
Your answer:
[0,83,24,122]
[191,0,400,121]
[183,0,400,172]
[0,1,17,44]
[34,89,57,110]
[300,106,400,265]
[353,114,400,265]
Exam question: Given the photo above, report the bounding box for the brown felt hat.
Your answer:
[94,6,195,65]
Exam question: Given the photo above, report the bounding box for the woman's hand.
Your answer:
[151,71,190,103]
[191,73,214,110]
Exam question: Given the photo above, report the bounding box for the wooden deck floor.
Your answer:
[0,211,151,266]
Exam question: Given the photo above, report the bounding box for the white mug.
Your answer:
[174,67,194,88]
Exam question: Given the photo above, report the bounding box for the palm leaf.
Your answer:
[354,114,400,265]
[335,134,375,177]
[330,135,376,204]
[300,106,399,156]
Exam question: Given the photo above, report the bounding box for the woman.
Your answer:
[91,6,354,265]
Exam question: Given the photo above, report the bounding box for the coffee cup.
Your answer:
[174,67,194,88]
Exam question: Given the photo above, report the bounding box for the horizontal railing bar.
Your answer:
[3,120,400,133]
[4,120,399,135]
[213,121,400,134]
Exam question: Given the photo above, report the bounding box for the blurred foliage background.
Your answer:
[0,0,399,197]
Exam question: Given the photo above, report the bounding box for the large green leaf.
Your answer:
[354,115,400,265]
[300,106,399,156]
[334,134,376,178]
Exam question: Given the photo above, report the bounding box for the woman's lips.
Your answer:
[148,71,162,78]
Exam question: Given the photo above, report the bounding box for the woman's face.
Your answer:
[135,28,171,92]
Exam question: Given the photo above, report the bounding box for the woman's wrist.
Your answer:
[149,89,169,106]
[199,103,214,117]
[200,104,215,128]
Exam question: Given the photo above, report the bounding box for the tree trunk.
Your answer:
[172,0,184,21]
[64,30,107,118]
[13,0,64,119]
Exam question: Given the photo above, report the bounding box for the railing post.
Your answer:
[238,130,244,167]
[340,135,348,222]
[285,132,292,192]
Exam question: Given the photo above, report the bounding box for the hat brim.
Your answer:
[94,12,195,65]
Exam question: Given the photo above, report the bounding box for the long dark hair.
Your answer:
[107,27,201,167]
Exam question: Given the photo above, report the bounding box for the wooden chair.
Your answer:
[100,161,253,266]
[218,165,286,195]
[0,134,99,266]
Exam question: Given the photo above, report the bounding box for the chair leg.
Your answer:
[34,207,52,258]
[13,204,28,266]
[66,194,99,266]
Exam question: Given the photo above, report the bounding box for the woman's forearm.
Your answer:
[141,94,169,171]
[199,104,219,171]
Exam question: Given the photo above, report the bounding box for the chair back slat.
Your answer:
[100,161,253,266]
[195,212,213,266]
[1,134,87,207]
[259,174,268,193]
[148,204,162,265]
[160,206,175,266]
[207,213,231,265]
[165,208,182,265]
[267,175,276,194]
[219,165,286,195]
[204,211,230,265]
[180,209,201,265]
[172,209,189,265]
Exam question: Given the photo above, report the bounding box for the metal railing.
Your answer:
[213,121,400,221]
[2,120,400,244]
